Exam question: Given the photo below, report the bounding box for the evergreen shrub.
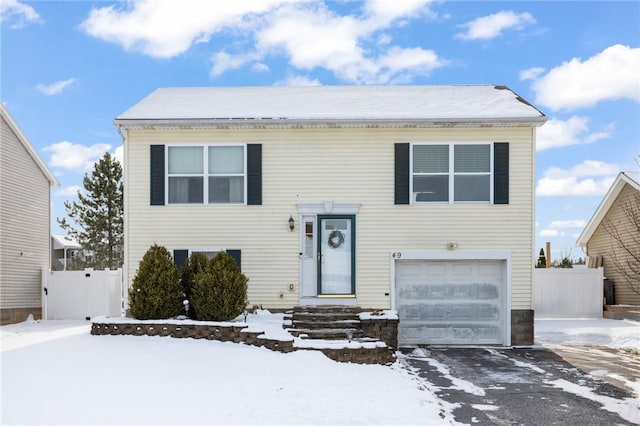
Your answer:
[128,244,183,319]
[179,252,209,319]
[191,252,248,321]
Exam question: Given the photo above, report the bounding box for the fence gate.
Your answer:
[42,268,124,320]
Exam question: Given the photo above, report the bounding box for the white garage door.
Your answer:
[396,259,506,346]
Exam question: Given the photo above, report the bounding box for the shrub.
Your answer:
[191,252,248,321]
[128,244,183,319]
[179,252,209,319]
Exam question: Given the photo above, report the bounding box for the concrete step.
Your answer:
[288,328,364,340]
[291,312,360,322]
[292,319,361,330]
[293,305,362,314]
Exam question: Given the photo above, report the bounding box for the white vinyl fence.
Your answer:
[42,268,124,320]
[534,267,604,319]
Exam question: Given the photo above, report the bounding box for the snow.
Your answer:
[1,314,457,426]
[535,318,640,349]
[115,86,545,122]
[2,315,638,425]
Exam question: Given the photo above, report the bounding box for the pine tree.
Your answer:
[58,152,123,270]
[128,244,183,320]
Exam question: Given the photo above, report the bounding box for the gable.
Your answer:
[577,172,640,246]
[0,105,58,186]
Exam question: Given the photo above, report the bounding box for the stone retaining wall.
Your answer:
[91,320,395,364]
[360,317,399,349]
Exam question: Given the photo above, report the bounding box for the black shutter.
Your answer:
[150,145,165,205]
[394,143,410,205]
[494,142,509,204]
[247,144,262,205]
[226,250,241,269]
[173,249,188,269]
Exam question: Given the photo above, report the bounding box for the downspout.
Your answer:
[115,123,127,314]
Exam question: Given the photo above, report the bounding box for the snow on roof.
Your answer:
[114,85,546,125]
[51,234,81,250]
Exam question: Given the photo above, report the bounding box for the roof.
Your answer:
[1,103,58,186]
[51,234,81,250]
[577,172,640,247]
[114,85,546,128]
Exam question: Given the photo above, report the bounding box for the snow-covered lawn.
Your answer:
[1,314,638,425]
[1,314,455,426]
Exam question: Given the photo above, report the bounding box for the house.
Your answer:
[1,104,58,325]
[114,85,546,346]
[51,234,82,271]
[577,172,640,306]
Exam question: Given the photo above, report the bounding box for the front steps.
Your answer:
[286,305,364,341]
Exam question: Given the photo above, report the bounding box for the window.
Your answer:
[411,143,492,203]
[167,145,245,204]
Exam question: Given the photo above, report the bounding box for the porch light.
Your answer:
[288,215,295,231]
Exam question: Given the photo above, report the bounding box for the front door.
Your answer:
[318,215,355,295]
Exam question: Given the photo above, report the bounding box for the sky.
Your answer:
[1,0,639,262]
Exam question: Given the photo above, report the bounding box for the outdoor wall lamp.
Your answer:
[288,215,295,231]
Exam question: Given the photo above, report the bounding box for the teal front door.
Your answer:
[318,215,355,295]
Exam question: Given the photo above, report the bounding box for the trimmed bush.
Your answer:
[191,252,248,321]
[179,252,209,319]
[128,244,183,320]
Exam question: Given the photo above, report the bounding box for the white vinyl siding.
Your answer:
[124,126,535,310]
[0,116,51,312]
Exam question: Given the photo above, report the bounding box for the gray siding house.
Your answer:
[1,104,58,325]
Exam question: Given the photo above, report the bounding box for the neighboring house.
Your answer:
[577,172,640,306]
[114,85,546,346]
[0,104,58,325]
[51,234,82,271]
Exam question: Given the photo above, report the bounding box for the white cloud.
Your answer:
[0,0,41,29]
[44,141,112,173]
[81,0,293,59]
[455,10,535,40]
[530,44,640,111]
[113,145,124,166]
[536,116,611,151]
[81,0,445,84]
[274,75,322,86]
[548,219,587,229]
[536,160,618,197]
[543,160,620,179]
[539,229,560,237]
[519,67,545,81]
[36,78,76,96]
[55,185,82,198]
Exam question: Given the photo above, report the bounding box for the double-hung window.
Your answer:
[412,143,492,203]
[167,145,245,204]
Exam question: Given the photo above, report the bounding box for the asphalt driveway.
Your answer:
[400,346,639,425]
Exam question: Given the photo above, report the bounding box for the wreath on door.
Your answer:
[327,230,345,249]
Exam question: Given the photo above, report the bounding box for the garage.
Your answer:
[395,259,507,346]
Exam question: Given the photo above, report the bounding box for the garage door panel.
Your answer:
[399,323,501,345]
[398,303,500,321]
[398,282,500,301]
[396,259,506,346]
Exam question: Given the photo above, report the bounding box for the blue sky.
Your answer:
[2,0,639,262]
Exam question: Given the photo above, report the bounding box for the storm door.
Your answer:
[318,215,355,295]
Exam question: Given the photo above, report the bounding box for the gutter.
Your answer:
[113,116,548,129]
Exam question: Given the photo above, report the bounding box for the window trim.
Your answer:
[165,143,248,205]
[189,248,226,259]
[410,142,494,205]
